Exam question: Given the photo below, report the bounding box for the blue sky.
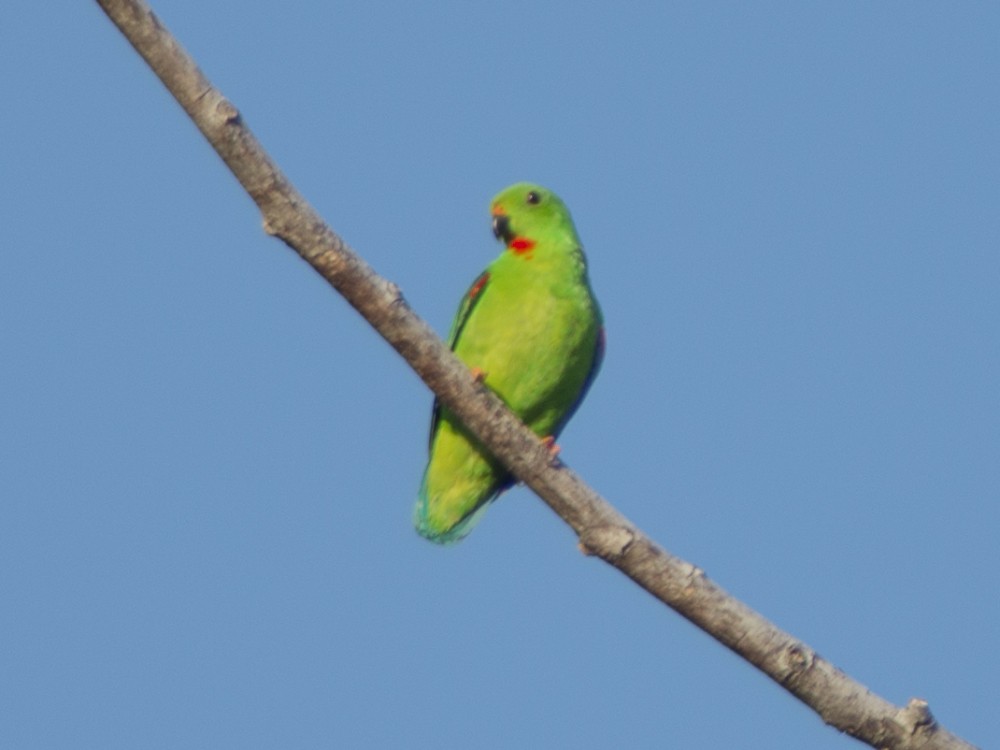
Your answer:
[1,2,997,748]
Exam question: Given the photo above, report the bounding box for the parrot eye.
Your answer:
[526,191,541,205]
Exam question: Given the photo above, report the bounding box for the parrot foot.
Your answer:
[469,366,487,383]
[541,436,562,466]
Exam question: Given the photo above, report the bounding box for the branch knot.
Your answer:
[578,525,635,561]
[898,698,937,736]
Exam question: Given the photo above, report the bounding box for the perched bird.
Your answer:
[414,183,604,544]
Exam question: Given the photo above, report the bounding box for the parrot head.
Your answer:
[490,183,576,250]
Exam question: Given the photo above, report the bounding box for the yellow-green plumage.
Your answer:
[414,183,604,544]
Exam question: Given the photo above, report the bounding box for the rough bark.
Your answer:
[93,2,979,748]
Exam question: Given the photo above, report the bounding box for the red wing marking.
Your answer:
[468,272,489,300]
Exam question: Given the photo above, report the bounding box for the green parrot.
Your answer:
[414,182,604,544]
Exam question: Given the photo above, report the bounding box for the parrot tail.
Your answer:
[412,468,510,545]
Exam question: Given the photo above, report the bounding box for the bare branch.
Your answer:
[93,2,978,748]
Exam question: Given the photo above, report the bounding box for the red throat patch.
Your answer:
[509,237,536,257]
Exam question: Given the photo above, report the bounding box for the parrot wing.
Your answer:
[553,325,605,438]
[428,270,491,448]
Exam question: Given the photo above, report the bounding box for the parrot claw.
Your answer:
[541,436,562,466]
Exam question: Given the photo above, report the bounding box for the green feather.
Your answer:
[414,183,603,544]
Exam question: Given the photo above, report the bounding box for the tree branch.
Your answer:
[93,2,977,748]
